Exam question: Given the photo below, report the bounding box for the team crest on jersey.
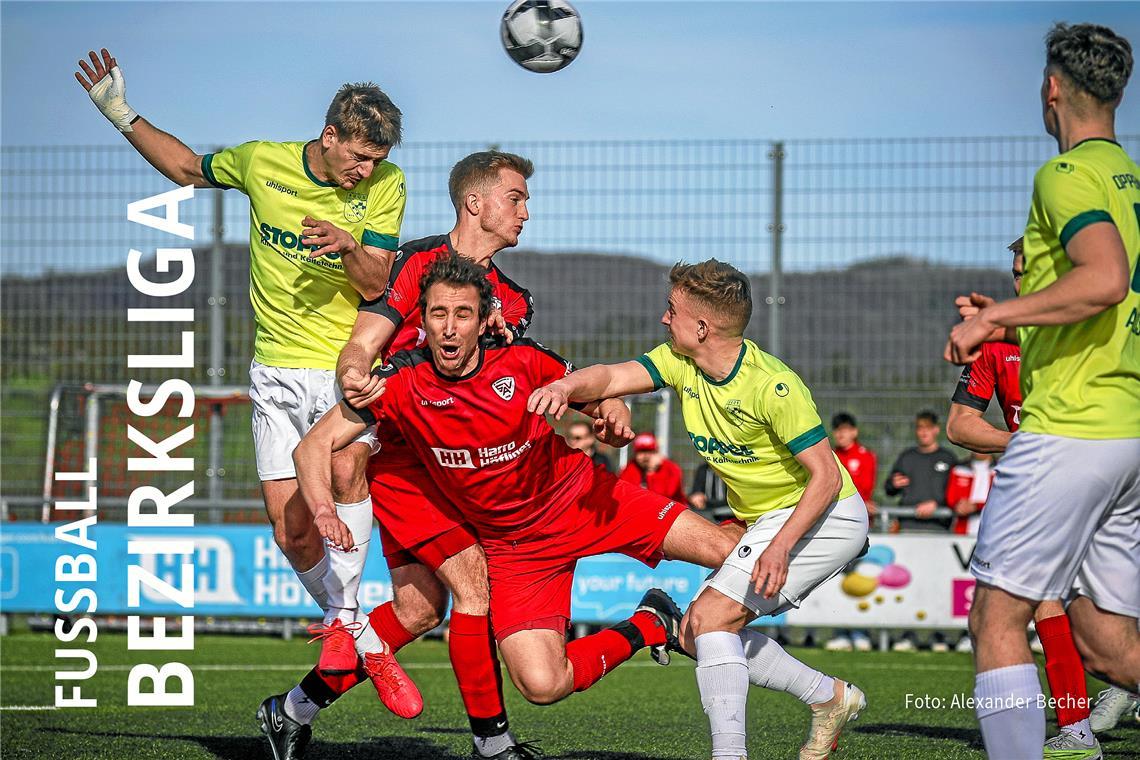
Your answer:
[344,192,368,223]
[724,399,745,427]
[492,376,516,401]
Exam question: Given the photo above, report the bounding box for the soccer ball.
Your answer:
[500,0,583,74]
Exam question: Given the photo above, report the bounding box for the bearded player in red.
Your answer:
[947,237,1100,759]
[297,255,736,724]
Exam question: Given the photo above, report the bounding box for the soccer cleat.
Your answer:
[474,740,545,759]
[1029,632,1045,654]
[955,635,973,653]
[1043,731,1102,759]
[1089,686,1140,732]
[363,649,423,719]
[256,693,311,760]
[850,631,873,652]
[799,680,866,760]
[307,618,361,676]
[635,588,687,666]
[891,636,916,653]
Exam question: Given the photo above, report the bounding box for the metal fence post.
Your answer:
[207,180,226,523]
[767,142,785,356]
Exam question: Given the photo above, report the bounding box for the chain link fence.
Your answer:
[4,136,1137,515]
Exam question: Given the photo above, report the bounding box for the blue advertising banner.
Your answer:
[1,523,786,625]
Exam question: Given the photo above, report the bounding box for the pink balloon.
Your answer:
[878,563,911,588]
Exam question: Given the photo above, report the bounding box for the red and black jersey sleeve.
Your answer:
[514,338,576,387]
[357,235,450,327]
[491,264,535,340]
[951,344,997,412]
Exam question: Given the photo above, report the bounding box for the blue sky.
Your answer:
[3,1,1138,147]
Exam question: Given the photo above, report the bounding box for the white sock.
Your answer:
[283,685,321,725]
[322,497,373,625]
[353,608,386,656]
[974,663,1045,759]
[474,731,517,758]
[292,553,330,611]
[1059,718,1094,746]
[695,631,749,759]
[740,628,832,704]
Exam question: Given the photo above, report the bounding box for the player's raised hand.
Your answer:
[341,367,386,408]
[302,216,359,259]
[751,541,791,599]
[528,382,570,419]
[955,292,996,320]
[945,307,997,365]
[75,48,138,132]
[593,408,635,448]
[315,510,354,551]
[485,310,514,344]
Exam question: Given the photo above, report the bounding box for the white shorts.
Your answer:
[699,493,870,617]
[249,360,379,481]
[970,432,1140,617]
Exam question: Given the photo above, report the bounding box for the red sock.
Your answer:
[1037,613,1090,728]
[566,614,655,693]
[368,601,417,652]
[448,612,508,732]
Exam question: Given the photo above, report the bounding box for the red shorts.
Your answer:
[369,459,477,572]
[481,473,686,641]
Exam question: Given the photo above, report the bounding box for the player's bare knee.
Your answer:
[515,665,570,705]
[330,445,369,503]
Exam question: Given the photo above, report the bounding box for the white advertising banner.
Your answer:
[784,535,978,629]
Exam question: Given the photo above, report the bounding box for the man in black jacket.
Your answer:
[884,410,957,532]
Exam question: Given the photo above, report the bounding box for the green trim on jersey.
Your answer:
[301,141,337,188]
[362,230,399,251]
[1059,210,1113,248]
[1019,139,1140,439]
[201,153,233,190]
[638,340,856,522]
[206,140,406,369]
[636,354,666,390]
[703,342,746,386]
[786,424,826,456]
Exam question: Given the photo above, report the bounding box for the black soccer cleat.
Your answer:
[636,588,691,666]
[474,740,545,759]
[256,693,312,760]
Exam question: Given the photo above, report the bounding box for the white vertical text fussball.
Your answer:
[500,0,583,73]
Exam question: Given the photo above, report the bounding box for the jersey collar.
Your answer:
[302,141,338,188]
[701,342,747,386]
[1069,136,1121,152]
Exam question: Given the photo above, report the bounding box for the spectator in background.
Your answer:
[619,432,687,505]
[565,419,615,473]
[883,410,957,533]
[689,461,732,521]
[945,451,996,536]
[826,412,877,653]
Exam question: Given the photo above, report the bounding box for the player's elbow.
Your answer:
[357,284,387,302]
[1098,273,1129,308]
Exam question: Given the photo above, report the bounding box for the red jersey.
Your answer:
[945,460,995,535]
[835,443,877,503]
[356,339,594,537]
[951,341,1022,432]
[359,234,534,359]
[618,458,687,504]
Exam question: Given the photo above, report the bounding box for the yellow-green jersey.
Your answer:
[637,340,856,523]
[202,140,406,369]
[1019,138,1140,439]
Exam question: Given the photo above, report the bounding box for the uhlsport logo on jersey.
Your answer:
[492,376,516,401]
[344,192,368,222]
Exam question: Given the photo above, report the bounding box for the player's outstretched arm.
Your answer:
[946,403,1011,454]
[945,223,1129,364]
[528,360,655,419]
[337,311,396,407]
[292,402,370,550]
[75,48,210,188]
[750,439,844,599]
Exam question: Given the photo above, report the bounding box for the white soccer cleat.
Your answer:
[824,635,852,652]
[851,632,873,652]
[799,680,866,760]
[955,635,973,653]
[1089,687,1140,733]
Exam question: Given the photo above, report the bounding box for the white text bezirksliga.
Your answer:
[54,186,199,707]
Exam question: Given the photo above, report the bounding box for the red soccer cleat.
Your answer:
[363,650,423,719]
[307,619,361,676]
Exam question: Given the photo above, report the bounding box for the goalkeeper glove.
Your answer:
[87,65,138,133]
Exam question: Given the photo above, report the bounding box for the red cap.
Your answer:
[632,433,658,452]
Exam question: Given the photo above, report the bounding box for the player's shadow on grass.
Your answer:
[850,722,983,749]
[36,726,472,760]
